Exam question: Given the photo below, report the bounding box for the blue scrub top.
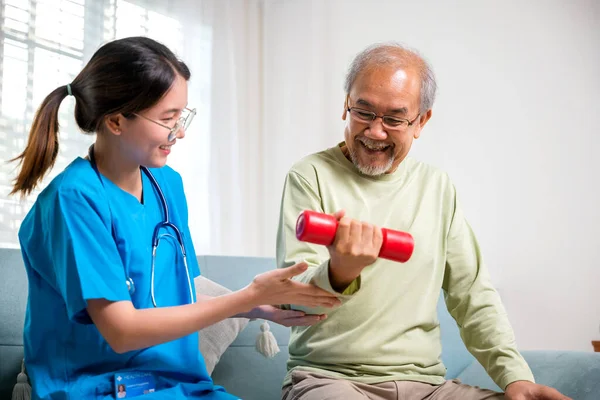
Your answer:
[18,157,240,400]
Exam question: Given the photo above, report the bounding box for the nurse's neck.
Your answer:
[91,139,143,203]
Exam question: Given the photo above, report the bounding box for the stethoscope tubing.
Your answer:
[87,145,194,307]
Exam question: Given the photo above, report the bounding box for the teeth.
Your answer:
[359,138,389,151]
[363,143,389,151]
[160,145,171,150]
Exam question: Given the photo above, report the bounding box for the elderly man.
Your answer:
[275,43,569,400]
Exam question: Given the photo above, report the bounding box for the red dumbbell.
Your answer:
[295,210,414,263]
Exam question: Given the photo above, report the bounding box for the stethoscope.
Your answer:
[87,145,194,307]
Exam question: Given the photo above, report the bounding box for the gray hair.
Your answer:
[344,42,437,113]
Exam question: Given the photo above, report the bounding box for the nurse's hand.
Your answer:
[88,263,336,354]
[246,262,341,309]
[251,305,327,327]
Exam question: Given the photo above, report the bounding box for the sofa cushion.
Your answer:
[212,343,290,400]
[0,248,28,400]
[455,350,600,399]
[195,276,249,374]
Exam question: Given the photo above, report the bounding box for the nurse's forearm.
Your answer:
[195,294,212,303]
[193,294,258,319]
[87,288,257,354]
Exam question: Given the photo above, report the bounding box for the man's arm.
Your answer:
[276,170,379,314]
[442,183,535,390]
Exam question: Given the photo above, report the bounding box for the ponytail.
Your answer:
[10,85,69,197]
[10,37,191,198]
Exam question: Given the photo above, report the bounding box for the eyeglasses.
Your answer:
[134,107,197,141]
[346,98,419,131]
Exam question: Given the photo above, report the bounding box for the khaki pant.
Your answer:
[282,371,504,400]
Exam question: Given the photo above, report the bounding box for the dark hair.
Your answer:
[10,36,191,197]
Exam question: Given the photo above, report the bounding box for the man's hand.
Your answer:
[252,305,327,327]
[505,381,571,400]
[327,210,383,292]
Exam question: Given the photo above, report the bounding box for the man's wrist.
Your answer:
[328,259,361,293]
[504,379,537,394]
[506,380,533,387]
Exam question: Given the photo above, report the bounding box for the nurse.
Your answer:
[10,36,340,400]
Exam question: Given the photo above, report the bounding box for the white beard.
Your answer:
[348,139,394,176]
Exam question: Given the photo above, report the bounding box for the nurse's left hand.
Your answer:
[251,305,327,327]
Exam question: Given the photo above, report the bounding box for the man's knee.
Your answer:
[281,371,365,400]
[435,379,505,400]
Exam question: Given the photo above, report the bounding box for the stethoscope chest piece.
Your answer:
[126,277,136,295]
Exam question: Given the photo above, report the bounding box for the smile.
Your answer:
[358,138,392,152]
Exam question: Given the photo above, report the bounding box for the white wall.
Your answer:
[259,0,600,352]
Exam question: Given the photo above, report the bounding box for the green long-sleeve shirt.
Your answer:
[276,143,534,390]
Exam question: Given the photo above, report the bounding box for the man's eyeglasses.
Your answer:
[134,107,197,141]
[346,98,419,131]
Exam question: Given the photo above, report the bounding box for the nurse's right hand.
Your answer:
[246,262,341,309]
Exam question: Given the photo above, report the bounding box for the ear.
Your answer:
[342,95,348,120]
[413,109,432,139]
[104,114,125,136]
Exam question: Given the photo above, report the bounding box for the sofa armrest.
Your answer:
[455,350,600,399]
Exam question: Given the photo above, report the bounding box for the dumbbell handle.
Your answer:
[295,210,414,263]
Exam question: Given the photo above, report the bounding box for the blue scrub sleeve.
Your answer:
[50,187,131,323]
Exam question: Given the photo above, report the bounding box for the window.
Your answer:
[0,0,185,247]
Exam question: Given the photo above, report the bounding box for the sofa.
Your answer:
[1,248,599,399]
